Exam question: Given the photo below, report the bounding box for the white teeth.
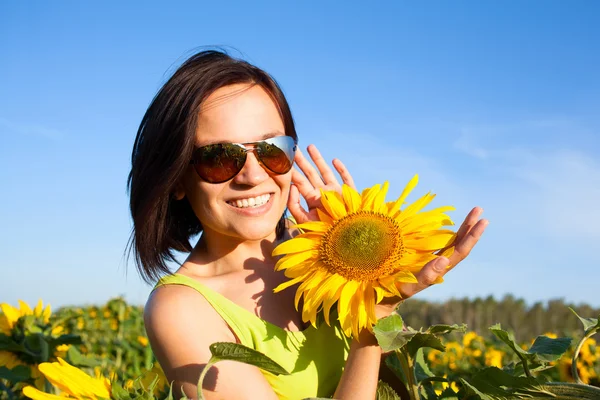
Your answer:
[229,194,271,208]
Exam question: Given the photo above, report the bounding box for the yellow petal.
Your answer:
[317,208,334,225]
[404,230,456,251]
[18,300,33,316]
[371,181,390,213]
[273,268,315,293]
[351,291,363,338]
[294,221,330,232]
[294,269,327,311]
[363,283,377,328]
[337,280,359,320]
[342,184,362,213]
[395,193,436,223]
[0,303,20,330]
[274,250,319,271]
[42,305,52,324]
[33,300,43,317]
[320,189,347,220]
[22,386,64,400]
[374,286,387,304]
[399,207,455,233]
[323,278,345,326]
[361,183,381,210]
[392,270,418,283]
[389,174,419,216]
[272,237,320,256]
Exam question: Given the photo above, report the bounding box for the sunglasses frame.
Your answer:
[189,135,298,184]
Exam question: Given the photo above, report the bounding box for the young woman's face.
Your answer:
[176,83,292,242]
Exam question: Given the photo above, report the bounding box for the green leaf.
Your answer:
[468,367,540,397]
[66,345,102,367]
[376,380,401,400]
[569,308,600,334]
[373,314,418,352]
[458,378,493,400]
[528,335,572,362]
[414,348,434,383]
[406,333,445,359]
[23,333,49,362]
[427,323,467,336]
[0,365,31,383]
[0,333,21,352]
[384,352,408,386]
[489,324,529,357]
[110,381,131,400]
[419,376,448,400]
[209,342,289,375]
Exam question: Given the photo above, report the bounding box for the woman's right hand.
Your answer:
[287,144,356,224]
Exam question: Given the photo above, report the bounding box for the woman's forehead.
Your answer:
[195,84,284,146]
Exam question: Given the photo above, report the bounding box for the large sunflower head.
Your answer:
[272,175,456,338]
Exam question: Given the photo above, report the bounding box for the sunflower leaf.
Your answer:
[373,314,417,352]
[458,378,493,400]
[489,324,530,357]
[208,342,289,376]
[376,380,402,400]
[569,308,600,334]
[0,365,31,383]
[427,323,467,336]
[466,367,542,398]
[528,335,572,362]
[406,333,445,359]
[414,348,435,383]
[0,333,21,352]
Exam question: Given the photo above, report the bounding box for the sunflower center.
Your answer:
[320,211,404,281]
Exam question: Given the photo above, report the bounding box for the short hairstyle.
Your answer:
[126,50,298,284]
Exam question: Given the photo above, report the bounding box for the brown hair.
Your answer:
[126,50,298,284]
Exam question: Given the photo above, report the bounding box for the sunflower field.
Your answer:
[1,297,600,399]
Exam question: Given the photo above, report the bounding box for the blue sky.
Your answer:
[1,1,599,309]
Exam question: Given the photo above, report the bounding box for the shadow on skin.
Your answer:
[171,362,217,396]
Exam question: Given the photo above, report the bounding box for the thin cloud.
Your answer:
[0,117,64,140]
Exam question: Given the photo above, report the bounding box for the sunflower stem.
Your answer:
[571,327,599,384]
[397,349,420,400]
[197,358,217,400]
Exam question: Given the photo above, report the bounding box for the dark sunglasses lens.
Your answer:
[193,144,246,183]
[257,136,296,174]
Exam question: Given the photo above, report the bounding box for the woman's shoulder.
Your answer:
[144,275,235,342]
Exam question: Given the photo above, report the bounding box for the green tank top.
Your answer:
[154,274,350,399]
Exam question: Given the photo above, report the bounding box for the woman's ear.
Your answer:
[173,183,185,201]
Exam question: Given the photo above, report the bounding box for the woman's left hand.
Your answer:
[287,144,356,224]
[375,207,489,319]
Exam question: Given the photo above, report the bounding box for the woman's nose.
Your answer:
[232,152,269,186]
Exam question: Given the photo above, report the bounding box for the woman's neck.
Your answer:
[185,228,284,277]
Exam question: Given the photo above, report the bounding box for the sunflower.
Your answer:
[272,175,456,338]
[0,300,52,335]
[21,357,111,400]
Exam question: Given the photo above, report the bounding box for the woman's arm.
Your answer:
[144,285,280,400]
[334,330,382,400]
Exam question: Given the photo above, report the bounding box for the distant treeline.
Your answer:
[397,295,600,341]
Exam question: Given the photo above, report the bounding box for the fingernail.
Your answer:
[434,257,449,272]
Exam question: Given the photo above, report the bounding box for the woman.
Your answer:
[127,50,487,399]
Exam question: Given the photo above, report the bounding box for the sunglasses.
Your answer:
[190,135,298,183]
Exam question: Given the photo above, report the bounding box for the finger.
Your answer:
[294,148,325,189]
[291,167,315,197]
[399,257,449,298]
[436,206,483,257]
[306,144,340,186]
[287,185,310,224]
[448,218,488,268]
[332,158,356,190]
[455,207,484,244]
